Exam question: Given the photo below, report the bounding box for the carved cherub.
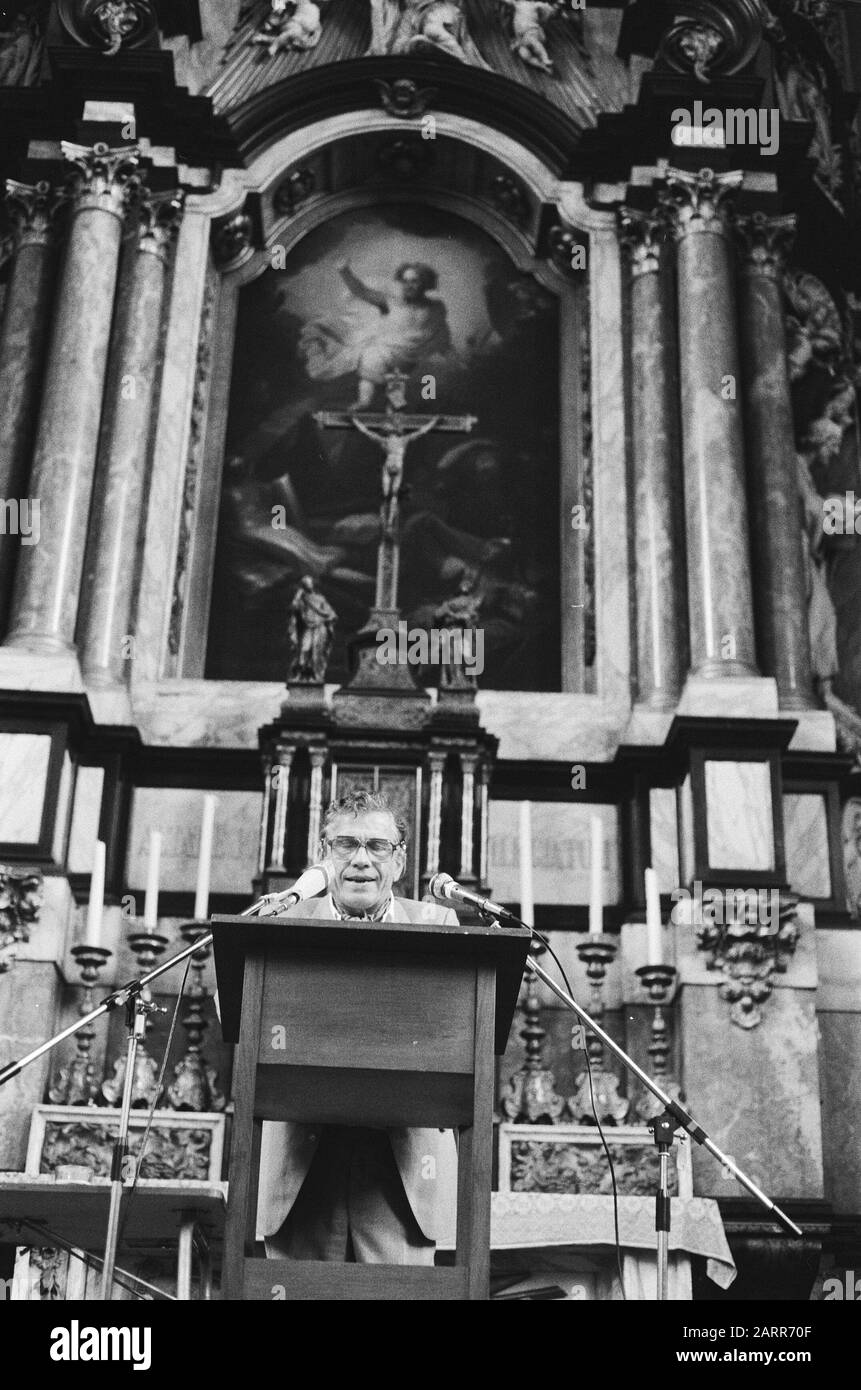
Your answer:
[251,0,326,55]
[500,0,557,74]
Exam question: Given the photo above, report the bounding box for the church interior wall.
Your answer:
[1,0,860,1304]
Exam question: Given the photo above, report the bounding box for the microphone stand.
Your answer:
[0,896,268,1300]
[478,907,802,1300]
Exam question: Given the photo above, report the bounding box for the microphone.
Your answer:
[428,873,521,925]
[242,862,332,918]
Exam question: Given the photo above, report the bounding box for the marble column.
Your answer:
[257,757,273,875]
[77,190,182,684]
[459,751,478,880]
[425,751,446,879]
[306,748,327,863]
[269,745,295,871]
[3,141,139,654]
[0,180,60,635]
[620,209,686,709]
[660,167,758,679]
[735,213,815,711]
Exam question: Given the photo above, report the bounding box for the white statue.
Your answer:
[251,0,326,55]
[368,0,490,67]
[500,0,556,74]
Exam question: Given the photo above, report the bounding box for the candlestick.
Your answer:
[588,814,603,936]
[645,866,663,965]
[143,829,162,930]
[518,800,534,927]
[193,794,217,921]
[85,840,106,948]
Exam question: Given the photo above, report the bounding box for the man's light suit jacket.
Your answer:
[255,893,460,1242]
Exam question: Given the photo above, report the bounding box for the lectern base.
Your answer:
[243,1257,468,1300]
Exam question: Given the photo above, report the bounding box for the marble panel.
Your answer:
[649,786,679,892]
[67,764,105,874]
[705,760,774,872]
[677,675,778,719]
[677,773,695,887]
[0,732,50,842]
[682,982,824,1200]
[0,961,59,1168]
[0,649,85,693]
[488,800,621,909]
[815,929,861,1013]
[786,710,836,753]
[126,786,261,900]
[819,1010,861,1211]
[51,750,74,865]
[783,793,831,900]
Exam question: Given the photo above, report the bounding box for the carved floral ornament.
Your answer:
[695,892,800,1029]
[656,0,763,81]
[246,0,587,76]
[56,0,158,56]
[0,864,44,972]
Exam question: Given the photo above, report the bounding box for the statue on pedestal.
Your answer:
[288,575,337,683]
[433,571,483,689]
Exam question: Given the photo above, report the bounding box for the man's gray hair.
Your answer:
[322,788,408,844]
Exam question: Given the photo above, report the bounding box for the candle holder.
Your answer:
[500,942,565,1123]
[568,934,630,1124]
[634,962,683,1122]
[165,921,225,1111]
[101,927,168,1108]
[48,944,113,1105]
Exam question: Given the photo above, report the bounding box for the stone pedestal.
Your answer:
[0,181,59,635]
[620,209,685,709]
[4,142,139,655]
[661,167,757,681]
[736,212,815,712]
[77,190,182,684]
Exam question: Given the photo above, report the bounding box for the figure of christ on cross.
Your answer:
[314,377,477,611]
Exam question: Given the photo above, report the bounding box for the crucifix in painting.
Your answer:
[314,372,477,614]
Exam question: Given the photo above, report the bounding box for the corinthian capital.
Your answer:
[618,208,669,277]
[132,188,185,261]
[60,140,140,219]
[734,211,796,280]
[657,165,743,239]
[5,179,63,249]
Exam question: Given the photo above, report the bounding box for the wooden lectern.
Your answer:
[212,914,530,1301]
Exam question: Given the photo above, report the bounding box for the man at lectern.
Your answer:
[256,789,459,1264]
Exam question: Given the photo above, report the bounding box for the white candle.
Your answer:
[589,814,603,936]
[194,794,217,921]
[645,866,663,964]
[143,829,162,930]
[86,840,106,948]
[518,800,534,927]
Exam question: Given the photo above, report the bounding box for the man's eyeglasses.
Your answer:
[327,836,403,861]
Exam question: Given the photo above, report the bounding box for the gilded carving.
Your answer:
[40,1119,214,1180]
[5,178,63,249]
[510,1138,679,1195]
[0,864,43,972]
[657,165,743,239]
[696,893,800,1028]
[273,167,315,217]
[374,78,438,120]
[60,140,140,219]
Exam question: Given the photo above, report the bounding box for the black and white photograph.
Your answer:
[0,0,860,1352]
